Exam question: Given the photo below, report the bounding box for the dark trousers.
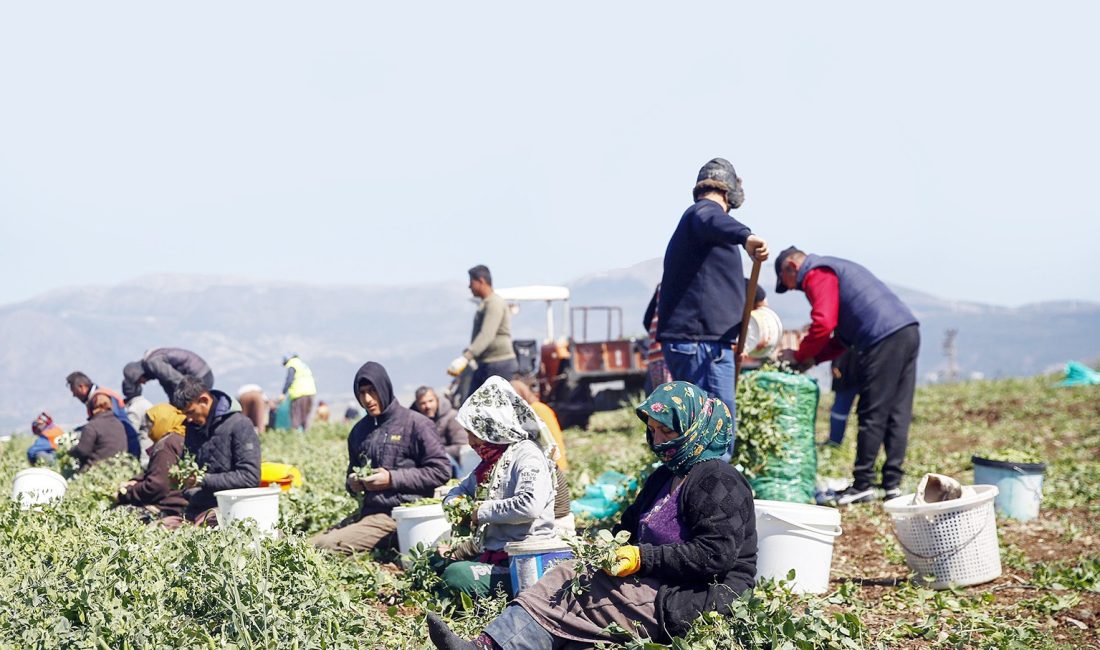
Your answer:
[828,388,858,445]
[853,324,920,491]
[471,358,520,394]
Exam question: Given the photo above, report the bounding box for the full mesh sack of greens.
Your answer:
[736,370,819,504]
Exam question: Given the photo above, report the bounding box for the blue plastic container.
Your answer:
[505,539,573,594]
[972,455,1046,521]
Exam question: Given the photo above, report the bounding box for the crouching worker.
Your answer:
[170,376,261,527]
[115,404,189,522]
[437,377,559,598]
[70,394,129,472]
[311,362,451,555]
[27,413,64,466]
[427,381,758,650]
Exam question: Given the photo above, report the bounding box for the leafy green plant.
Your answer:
[169,451,206,488]
[351,462,375,481]
[731,371,787,478]
[564,528,632,595]
[974,447,1044,464]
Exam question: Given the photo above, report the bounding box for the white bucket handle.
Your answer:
[892,515,990,561]
[763,510,843,538]
[1010,466,1045,501]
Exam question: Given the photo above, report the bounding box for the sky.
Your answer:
[1,2,1098,308]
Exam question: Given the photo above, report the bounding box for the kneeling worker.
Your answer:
[116,404,189,521]
[311,362,451,555]
[172,376,262,525]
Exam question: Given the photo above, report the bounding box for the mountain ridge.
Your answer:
[2,260,1097,432]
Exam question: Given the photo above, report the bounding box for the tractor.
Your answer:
[448,285,647,428]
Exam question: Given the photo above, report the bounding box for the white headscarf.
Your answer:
[456,376,558,457]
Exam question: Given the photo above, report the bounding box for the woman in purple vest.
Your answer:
[425,381,757,650]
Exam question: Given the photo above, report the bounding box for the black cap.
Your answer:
[774,246,801,294]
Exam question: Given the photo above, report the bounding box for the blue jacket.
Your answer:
[797,254,918,350]
[657,199,753,343]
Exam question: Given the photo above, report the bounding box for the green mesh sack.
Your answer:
[739,370,819,503]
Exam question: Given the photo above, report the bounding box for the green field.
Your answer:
[1,375,1097,649]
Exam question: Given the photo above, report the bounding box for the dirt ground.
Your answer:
[826,503,1100,648]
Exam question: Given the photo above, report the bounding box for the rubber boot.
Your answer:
[483,605,560,650]
[426,613,477,650]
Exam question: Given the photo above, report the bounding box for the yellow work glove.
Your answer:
[605,545,641,577]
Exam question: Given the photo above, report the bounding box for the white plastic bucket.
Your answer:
[392,503,451,558]
[215,487,282,535]
[11,468,67,508]
[457,445,481,478]
[505,537,573,594]
[754,499,842,593]
[883,484,1001,589]
[743,307,783,359]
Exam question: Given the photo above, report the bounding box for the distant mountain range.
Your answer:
[2,259,1097,433]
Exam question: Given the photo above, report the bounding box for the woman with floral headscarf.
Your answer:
[436,376,559,598]
[427,381,757,650]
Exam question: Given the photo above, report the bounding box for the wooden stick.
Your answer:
[735,258,762,383]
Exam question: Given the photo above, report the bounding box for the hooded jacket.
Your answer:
[142,348,214,399]
[346,362,451,516]
[183,390,261,518]
[427,397,468,459]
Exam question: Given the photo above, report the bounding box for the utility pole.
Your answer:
[943,328,959,383]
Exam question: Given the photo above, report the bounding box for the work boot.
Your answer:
[426,613,478,650]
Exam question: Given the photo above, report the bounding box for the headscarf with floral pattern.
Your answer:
[456,376,560,495]
[635,381,732,477]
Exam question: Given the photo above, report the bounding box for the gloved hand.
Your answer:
[604,545,641,577]
[446,356,470,377]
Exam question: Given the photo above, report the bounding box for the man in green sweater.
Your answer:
[448,265,518,394]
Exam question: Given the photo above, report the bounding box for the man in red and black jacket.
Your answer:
[775,247,920,505]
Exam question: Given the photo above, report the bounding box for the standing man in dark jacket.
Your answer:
[125,348,214,402]
[312,362,451,555]
[776,247,920,504]
[448,265,518,395]
[172,376,261,524]
[657,158,769,440]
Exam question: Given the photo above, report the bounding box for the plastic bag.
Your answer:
[746,371,819,504]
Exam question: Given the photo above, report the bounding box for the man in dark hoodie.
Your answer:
[171,375,261,524]
[311,362,452,555]
[125,348,214,403]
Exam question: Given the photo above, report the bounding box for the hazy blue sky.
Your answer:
[2,2,1097,307]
